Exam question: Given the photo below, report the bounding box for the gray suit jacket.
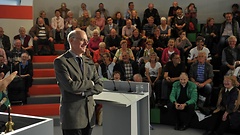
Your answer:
[54,51,103,129]
[103,24,119,36]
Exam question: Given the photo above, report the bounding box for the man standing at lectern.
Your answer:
[54,28,103,135]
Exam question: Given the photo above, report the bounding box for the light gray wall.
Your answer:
[33,0,239,24]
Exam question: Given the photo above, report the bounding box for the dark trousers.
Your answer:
[204,111,230,134]
[168,103,195,126]
[62,124,92,135]
[33,39,55,54]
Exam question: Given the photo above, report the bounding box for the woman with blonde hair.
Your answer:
[145,52,162,104]
[36,10,49,26]
[130,10,141,31]
[203,76,240,135]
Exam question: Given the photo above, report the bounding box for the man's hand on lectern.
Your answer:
[0,71,18,91]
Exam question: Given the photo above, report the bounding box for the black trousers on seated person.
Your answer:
[33,39,55,54]
[168,103,195,126]
[203,110,229,135]
[62,124,92,135]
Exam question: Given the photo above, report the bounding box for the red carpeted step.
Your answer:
[54,44,65,51]
[29,84,60,96]
[32,56,58,63]
[11,103,60,116]
[33,69,55,77]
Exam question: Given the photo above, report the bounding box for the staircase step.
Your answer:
[33,69,55,77]
[54,44,65,51]
[33,77,56,85]
[27,94,60,104]
[32,56,58,63]
[29,84,60,96]
[11,103,60,116]
[33,62,54,69]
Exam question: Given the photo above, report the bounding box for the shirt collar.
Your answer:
[225,86,234,92]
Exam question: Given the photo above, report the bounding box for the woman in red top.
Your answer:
[92,42,109,64]
[88,30,103,53]
[161,39,180,65]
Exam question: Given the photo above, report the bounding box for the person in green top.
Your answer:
[0,90,10,111]
[169,72,197,131]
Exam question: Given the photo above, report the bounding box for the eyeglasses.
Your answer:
[73,37,88,44]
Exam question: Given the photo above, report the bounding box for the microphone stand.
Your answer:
[112,80,117,91]
[127,81,133,92]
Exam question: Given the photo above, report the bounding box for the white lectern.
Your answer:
[94,80,150,135]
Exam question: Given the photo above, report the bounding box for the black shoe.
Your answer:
[174,124,180,130]
[203,130,213,135]
[179,125,188,131]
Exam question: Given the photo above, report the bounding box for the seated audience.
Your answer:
[104,28,121,55]
[203,76,239,135]
[124,2,135,19]
[176,30,192,52]
[232,3,240,26]
[64,11,74,30]
[158,17,171,46]
[95,3,109,19]
[201,17,218,55]
[92,42,109,64]
[142,16,157,38]
[9,39,26,65]
[113,12,126,36]
[169,72,197,131]
[77,10,91,31]
[139,39,155,59]
[113,51,138,81]
[145,52,162,104]
[95,11,105,32]
[36,10,49,26]
[29,17,55,55]
[168,1,182,26]
[79,3,91,18]
[98,52,115,79]
[161,39,180,65]
[14,52,33,103]
[142,3,160,26]
[103,17,119,37]
[88,30,103,53]
[184,3,198,32]
[113,40,134,63]
[0,55,10,75]
[0,27,11,55]
[220,36,240,82]
[174,8,186,38]
[129,29,146,58]
[189,51,214,107]
[122,19,136,40]
[57,2,70,19]
[133,73,143,82]
[218,12,240,56]
[152,27,166,58]
[51,10,64,43]
[86,18,100,39]
[130,10,142,31]
[13,26,34,58]
[161,53,185,104]
[187,36,212,65]
[113,71,121,81]
[65,18,78,50]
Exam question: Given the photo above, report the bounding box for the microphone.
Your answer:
[127,81,133,92]
[112,79,117,91]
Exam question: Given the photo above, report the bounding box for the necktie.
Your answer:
[76,57,84,72]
